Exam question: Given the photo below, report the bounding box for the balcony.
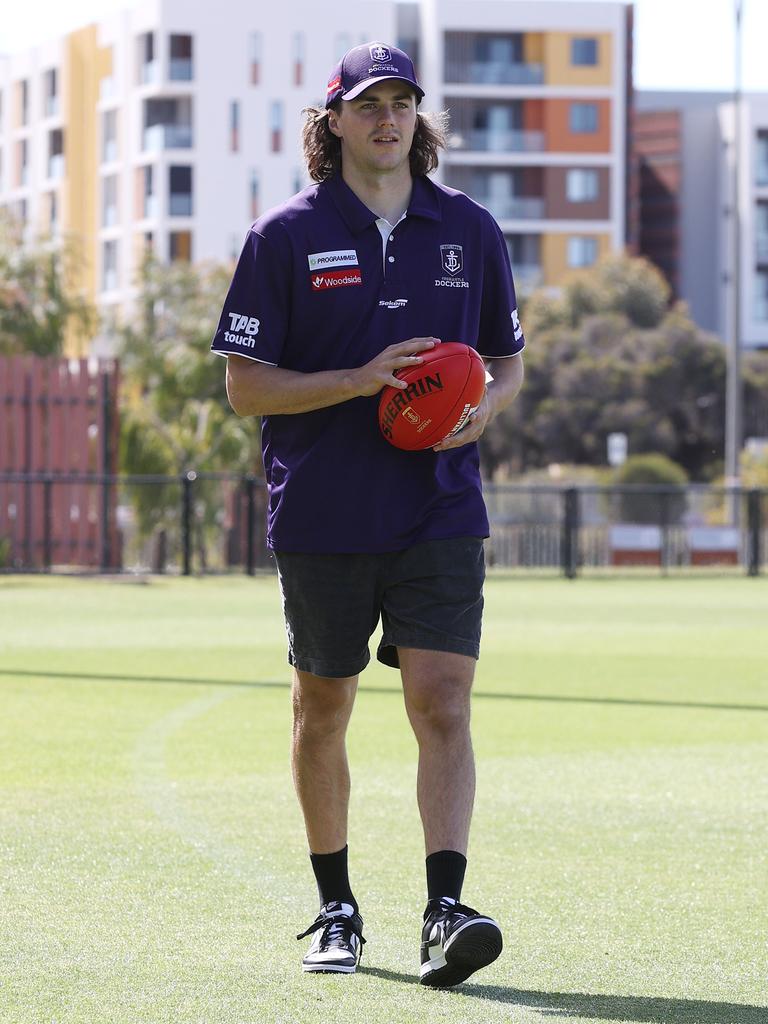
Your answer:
[143,124,193,151]
[452,129,545,153]
[170,59,193,81]
[476,195,545,220]
[47,154,65,180]
[445,61,544,86]
[169,193,193,216]
[140,61,160,85]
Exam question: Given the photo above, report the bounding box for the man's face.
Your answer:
[328,79,418,176]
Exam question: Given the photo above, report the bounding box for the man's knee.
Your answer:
[400,651,474,736]
[292,671,358,739]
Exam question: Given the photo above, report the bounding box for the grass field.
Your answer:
[0,573,766,1024]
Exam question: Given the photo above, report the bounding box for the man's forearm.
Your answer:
[226,359,361,417]
[485,352,524,421]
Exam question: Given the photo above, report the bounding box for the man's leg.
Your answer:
[400,646,502,987]
[291,668,358,856]
[291,669,365,973]
[399,648,476,857]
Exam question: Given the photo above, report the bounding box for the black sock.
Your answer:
[426,850,467,903]
[309,845,357,911]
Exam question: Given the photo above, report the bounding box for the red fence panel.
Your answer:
[0,355,120,569]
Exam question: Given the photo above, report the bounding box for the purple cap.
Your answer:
[325,42,424,108]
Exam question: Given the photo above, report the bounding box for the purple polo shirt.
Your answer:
[211,174,525,553]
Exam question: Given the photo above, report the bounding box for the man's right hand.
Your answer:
[351,338,440,397]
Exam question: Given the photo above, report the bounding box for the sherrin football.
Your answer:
[378,342,486,451]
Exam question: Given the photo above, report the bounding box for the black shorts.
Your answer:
[273,536,485,678]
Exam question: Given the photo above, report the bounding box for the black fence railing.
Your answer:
[0,473,765,577]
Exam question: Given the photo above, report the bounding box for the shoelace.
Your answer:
[296,912,366,949]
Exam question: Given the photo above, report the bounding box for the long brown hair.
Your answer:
[302,104,449,183]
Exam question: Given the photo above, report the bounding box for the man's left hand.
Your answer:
[431,392,493,452]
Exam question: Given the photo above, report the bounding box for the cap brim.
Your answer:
[342,75,425,102]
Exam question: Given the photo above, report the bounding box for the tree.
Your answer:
[0,212,95,355]
[479,254,745,482]
[115,255,260,567]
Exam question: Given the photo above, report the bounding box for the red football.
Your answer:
[378,342,486,451]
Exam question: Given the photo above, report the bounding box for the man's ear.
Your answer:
[327,108,342,139]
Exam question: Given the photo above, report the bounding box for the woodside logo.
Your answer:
[311,269,363,291]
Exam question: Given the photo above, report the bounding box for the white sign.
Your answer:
[607,432,628,467]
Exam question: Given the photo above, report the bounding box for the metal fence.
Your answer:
[0,472,765,577]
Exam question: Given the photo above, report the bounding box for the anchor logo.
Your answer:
[440,244,464,276]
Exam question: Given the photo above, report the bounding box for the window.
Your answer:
[48,128,64,179]
[755,271,768,321]
[249,32,261,85]
[169,165,193,216]
[567,236,598,268]
[43,68,58,117]
[102,110,118,163]
[102,239,118,291]
[293,32,305,87]
[170,34,193,81]
[169,230,192,262]
[139,32,157,84]
[17,139,28,187]
[249,168,259,219]
[102,175,118,227]
[757,201,768,265]
[230,100,240,152]
[570,103,598,133]
[141,165,156,218]
[566,169,599,203]
[18,79,29,126]
[571,38,598,66]
[270,100,283,153]
[757,131,768,187]
[48,191,58,231]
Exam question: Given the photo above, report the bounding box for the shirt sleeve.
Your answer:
[210,225,291,364]
[476,213,526,359]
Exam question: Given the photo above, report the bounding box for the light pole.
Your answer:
[724,0,743,519]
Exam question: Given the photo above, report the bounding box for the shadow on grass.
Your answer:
[358,969,765,1022]
[2,668,767,715]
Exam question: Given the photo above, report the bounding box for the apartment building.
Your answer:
[0,0,633,353]
[636,90,768,349]
[419,0,634,292]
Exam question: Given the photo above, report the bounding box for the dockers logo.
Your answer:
[435,244,469,289]
[512,307,523,341]
[379,372,444,439]
[311,269,363,291]
[370,44,392,63]
[440,245,463,276]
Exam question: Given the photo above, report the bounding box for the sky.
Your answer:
[0,0,765,93]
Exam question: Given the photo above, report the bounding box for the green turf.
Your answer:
[0,574,766,1024]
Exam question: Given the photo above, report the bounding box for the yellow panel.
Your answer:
[541,233,613,288]
[63,26,113,355]
[543,32,613,87]
[523,32,544,64]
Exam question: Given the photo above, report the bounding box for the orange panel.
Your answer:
[545,98,611,153]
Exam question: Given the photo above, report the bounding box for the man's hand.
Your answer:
[351,337,440,397]
[431,352,524,453]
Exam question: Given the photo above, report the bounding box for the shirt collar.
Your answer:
[325,173,442,234]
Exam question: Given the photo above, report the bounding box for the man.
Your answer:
[211,42,525,987]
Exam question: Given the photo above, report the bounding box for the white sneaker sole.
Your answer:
[420,916,503,988]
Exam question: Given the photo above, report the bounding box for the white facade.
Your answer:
[0,0,633,351]
[719,94,768,350]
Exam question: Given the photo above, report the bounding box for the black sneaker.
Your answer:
[296,901,365,974]
[419,897,502,987]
